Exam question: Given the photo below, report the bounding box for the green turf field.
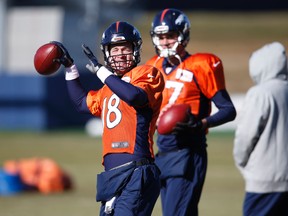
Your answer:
[0,130,243,216]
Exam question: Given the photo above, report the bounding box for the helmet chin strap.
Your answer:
[157,41,179,58]
[174,53,182,64]
[157,43,182,66]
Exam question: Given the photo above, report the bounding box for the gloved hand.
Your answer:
[172,113,203,135]
[50,41,74,67]
[82,44,103,74]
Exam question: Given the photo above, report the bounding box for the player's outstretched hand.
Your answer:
[82,44,103,74]
[172,113,203,135]
[50,41,74,68]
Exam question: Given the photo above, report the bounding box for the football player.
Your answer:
[53,21,164,215]
[146,8,237,216]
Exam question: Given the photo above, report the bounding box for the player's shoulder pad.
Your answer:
[146,55,159,65]
[130,65,164,90]
[190,52,221,61]
[134,64,162,76]
[189,53,223,68]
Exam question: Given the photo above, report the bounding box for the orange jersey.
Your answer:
[86,65,164,159]
[146,53,226,118]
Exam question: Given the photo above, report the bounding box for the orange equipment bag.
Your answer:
[3,157,72,194]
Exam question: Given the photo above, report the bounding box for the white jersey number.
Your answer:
[165,80,184,104]
[102,94,122,129]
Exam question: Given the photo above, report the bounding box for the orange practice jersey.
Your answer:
[86,65,164,159]
[146,53,226,118]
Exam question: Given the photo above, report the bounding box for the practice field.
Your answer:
[0,130,243,216]
[1,10,288,216]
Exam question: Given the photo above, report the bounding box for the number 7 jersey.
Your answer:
[86,65,164,159]
[146,53,226,119]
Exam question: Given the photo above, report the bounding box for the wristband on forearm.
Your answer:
[65,64,80,80]
[97,66,114,83]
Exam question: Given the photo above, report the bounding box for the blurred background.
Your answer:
[0,1,288,216]
[0,0,287,131]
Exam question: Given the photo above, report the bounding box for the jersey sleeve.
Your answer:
[128,65,164,108]
[86,88,103,117]
[193,54,226,99]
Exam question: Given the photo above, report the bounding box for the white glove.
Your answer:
[82,44,114,83]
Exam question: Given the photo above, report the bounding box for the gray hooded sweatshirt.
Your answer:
[233,42,288,193]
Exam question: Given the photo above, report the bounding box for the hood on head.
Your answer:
[249,42,287,84]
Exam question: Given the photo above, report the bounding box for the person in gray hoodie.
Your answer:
[233,42,288,216]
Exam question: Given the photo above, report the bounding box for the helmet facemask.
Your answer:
[100,21,142,76]
[103,42,140,76]
[151,32,184,58]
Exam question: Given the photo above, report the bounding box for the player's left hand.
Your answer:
[82,44,103,74]
[172,113,203,134]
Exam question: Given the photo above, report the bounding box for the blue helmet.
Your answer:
[101,21,142,75]
[150,8,191,57]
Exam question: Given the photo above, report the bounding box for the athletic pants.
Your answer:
[99,163,160,216]
[244,191,288,216]
[156,147,207,216]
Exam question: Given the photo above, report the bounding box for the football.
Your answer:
[157,103,191,135]
[34,43,63,75]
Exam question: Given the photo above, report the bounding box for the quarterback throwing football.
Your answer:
[53,21,164,215]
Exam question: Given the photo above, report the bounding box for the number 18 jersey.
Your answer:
[86,65,164,160]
